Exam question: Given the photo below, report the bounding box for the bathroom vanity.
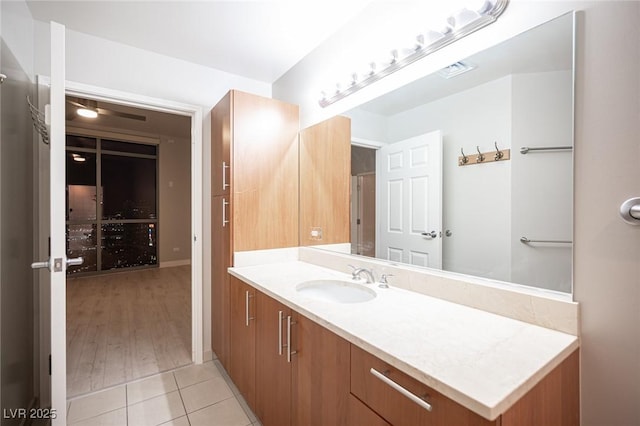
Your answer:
[226,255,579,426]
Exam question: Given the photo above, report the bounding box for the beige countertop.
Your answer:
[229,260,579,421]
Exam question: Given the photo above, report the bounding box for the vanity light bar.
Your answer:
[318,0,509,108]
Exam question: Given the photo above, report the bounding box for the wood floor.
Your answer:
[66,265,192,398]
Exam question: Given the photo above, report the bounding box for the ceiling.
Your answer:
[26,0,371,83]
[65,96,192,139]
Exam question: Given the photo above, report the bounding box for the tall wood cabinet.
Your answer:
[211,90,299,367]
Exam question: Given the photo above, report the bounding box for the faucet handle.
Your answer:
[348,264,359,280]
[379,274,394,288]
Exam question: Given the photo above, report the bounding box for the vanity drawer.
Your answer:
[350,345,496,426]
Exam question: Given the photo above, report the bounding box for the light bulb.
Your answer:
[77,108,98,119]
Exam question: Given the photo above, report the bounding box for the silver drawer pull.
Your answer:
[222,161,230,190]
[244,291,254,326]
[370,368,433,412]
[278,310,284,355]
[286,315,297,363]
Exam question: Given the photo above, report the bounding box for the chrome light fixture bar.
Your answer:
[318,0,509,108]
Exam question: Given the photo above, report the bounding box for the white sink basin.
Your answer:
[296,279,376,303]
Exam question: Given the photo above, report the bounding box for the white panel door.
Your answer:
[376,131,442,268]
[31,22,70,425]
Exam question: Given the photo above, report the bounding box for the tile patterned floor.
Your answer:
[67,360,261,426]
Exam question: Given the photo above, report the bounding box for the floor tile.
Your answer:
[68,386,127,424]
[127,372,178,405]
[127,390,186,426]
[180,376,234,413]
[188,398,251,426]
[173,362,220,388]
[69,408,127,426]
[158,416,190,426]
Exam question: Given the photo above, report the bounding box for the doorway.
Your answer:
[351,145,377,257]
[57,85,203,398]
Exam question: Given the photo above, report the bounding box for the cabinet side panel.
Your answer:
[299,115,351,246]
[232,91,300,251]
[500,349,579,426]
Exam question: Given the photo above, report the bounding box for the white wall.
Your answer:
[32,22,272,361]
[159,136,191,265]
[511,71,573,292]
[274,1,640,424]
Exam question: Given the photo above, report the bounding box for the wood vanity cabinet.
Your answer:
[211,90,299,368]
[350,344,579,426]
[228,275,351,426]
[350,345,496,426]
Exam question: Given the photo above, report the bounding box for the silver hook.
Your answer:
[459,147,468,165]
[476,146,485,162]
[0,73,6,84]
[494,141,504,161]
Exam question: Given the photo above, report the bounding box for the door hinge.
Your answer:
[193,235,197,242]
[357,219,361,225]
[48,354,51,375]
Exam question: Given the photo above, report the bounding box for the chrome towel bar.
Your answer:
[520,146,572,154]
[520,237,572,244]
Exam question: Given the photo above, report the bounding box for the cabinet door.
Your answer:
[232,91,300,251]
[292,313,350,426]
[255,293,291,426]
[228,276,256,408]
[211,195,231,367]
[211,91,232,196]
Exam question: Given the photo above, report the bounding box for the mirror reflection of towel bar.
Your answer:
[520,146,572,154]
[520,237,572,244]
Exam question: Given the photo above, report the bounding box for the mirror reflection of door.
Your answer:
[376,130,443,268]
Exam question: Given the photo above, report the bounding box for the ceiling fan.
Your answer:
[66,97,147,122]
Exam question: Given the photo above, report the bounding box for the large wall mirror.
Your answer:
[333,12,575,294]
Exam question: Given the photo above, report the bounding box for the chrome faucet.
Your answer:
[348,265,375,284]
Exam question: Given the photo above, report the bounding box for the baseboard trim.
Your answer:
[203,349,214,362]
[159,259,191,268]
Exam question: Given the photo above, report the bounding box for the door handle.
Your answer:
[31,256,83,272]
[620,197,640,225]
[421,231,437,239]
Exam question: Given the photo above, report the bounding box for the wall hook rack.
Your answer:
[459,147,469,165]
[458,143,510,167]
[494,141,504,160]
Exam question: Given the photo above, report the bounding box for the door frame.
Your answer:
[65,80,204,365]
[37,78,204,403]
